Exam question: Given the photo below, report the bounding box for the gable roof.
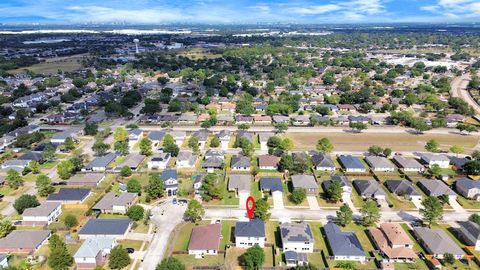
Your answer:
[323,175,351,191]
[338,155,366,170]
[258,132,274,143]
[150,152,171,162]
[291,175,317,190]
[47,188,90,202]
[417,180,456,196]
[161,169,177,181]
[312,153,335,168]
[231,155,251,168]
[413,227,464,256]
[416,152,449,163]
[456,178,480,191]
[23,202,61,217]
[353,180,386,197]
[365,156,396,169]
[385,180,420,196]
[280,223,313,243]
[458,221,480,239]
[392,156,424,169]
[148,130,166,141]
[68,173,105,186]
[228,174,251,192]
[188,223,221,251]
[235,219,265,238]
[324,222,365,257]
[368,223,416,260]
[258,155,279,167]
[259,177,283,192]
[117,154,146,168]
[74,236,116,258]
[192,129,209,141]
[86,153,118,169]
[93,192,138,211]
[79,218,131,236]
[202,156,223,168]
[0,230,51,250]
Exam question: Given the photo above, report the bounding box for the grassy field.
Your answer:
[286,132,479,152]
[177,48,222,60]
[9,54,87,74]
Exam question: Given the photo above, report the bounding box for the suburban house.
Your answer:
[192,174,205,192]
[324,222,366,262]
[353,180,386,200]
[47,188,91,204]
[83,153,118,172]
[455,178,480,201]
[128,129,143,142]
[392,156,424,173]
[231,155,251,171]
[258,132,274,150]
[291,175,318,195]
[170,131,187,147]
[1,159,31,172]
[368,223,417,262]
[413,227,465,259]
[0,230,51,254]
[260,177,284,195]
[50,130,77,144]
[457,221,480,251]
[92,192,138,214]
[176,150,198,168]
[192,129,209,149]
[18,151,44,163]
[74,236,116,269]
[235,218,266,248]
[258,155,279,170]
[236,115,253,125]
[236,130,254,142]
[22,202,62,225]
[217,130,231,150]
[280,223,314,253]
[67,173,105,187]
[312,153,336,171]
[272,115,290,125]
[417,153,450,169]
[202,155,224,173]
[365,156,396,172]
[147,152,171,170]
[78,219,131,240]
[254,115,272,126]
[284,251,308,267]
[384,180,421,200]
[162,169,178,196]
[188,223,221,257]
[147,130,166,146]
[323,175,352,198]
[417,180,457,199]
[115,154,145,171]
[228,174,251,197]
[338,155,367,173]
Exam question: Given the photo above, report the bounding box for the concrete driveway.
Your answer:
[449,197,466,213]
[307,195,320,210]
[138,201,186,270]
[272,192,284,209]
[342,194,356,210]
[411,197,423,209]
[238,191,249,209]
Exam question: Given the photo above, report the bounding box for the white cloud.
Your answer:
[288,0,385,17]
[288,4,341,15]
[421,0,480,18]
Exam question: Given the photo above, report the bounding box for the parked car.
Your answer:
[126,248,135,254]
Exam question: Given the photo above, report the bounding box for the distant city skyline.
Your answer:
[0,0,480,24]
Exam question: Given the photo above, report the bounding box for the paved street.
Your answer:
[451,73,480,115]
[138,201,186,270]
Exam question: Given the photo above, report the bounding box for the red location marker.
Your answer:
[246,196,255,219]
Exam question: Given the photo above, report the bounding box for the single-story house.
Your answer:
[353,180,386,200]
[323,175,352,197]
[147,130,166,146]
[324,222,366,262]
[202,156,223,173]
[231,155,251,171]
[78,219,131,240]
[413,227,465,259]
[236,130,254,142]
[228,175,251,196]
[338,155,367,173]
[115,154,145,171]
[312,153,336,171]
[258,132,274,150]
[291,175,318,195]
[22,202,62,225]
[417,180,457,199]
[457,221,480,251]
[128,129,143,141]
[258,155,279,170]
[284,251,308,267]
[365,156,396,172]
[83,153,118,172]
[92,192,138,214]
[235,218,266,248]
[1,159,30,172]
[368,223,416,263]
[191,129,209,149]
[147,152,171,170]
[188,223,221,257]
[47,188,91,204]
[384,180,421,200]
[50,130,77,144]
[455,178,480,201]
[280,222,314,253]
[176,150,198,168]
[0,230,51,254]
[67,173,105,187]
[259,177,283,194]
[416,153,450,169]
[392,156,424,173]
[74,236,116,269]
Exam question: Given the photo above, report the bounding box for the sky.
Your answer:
[1,0,480,24]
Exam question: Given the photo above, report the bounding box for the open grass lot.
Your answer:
[286,132,479,152]
[177,48,222,60]
[9,54,87,74]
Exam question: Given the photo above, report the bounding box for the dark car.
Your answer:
[126,248,135,254]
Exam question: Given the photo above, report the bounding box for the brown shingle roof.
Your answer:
[188,224,221,251]
[258,155,279,167]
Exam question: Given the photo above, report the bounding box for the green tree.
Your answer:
[127,205,145,221]
[450,145,464,155]
[156,257,185,270]
[42,144,56,161]
[84,122,98,136]
[114,141,129,155]
[464,160,480,176]
[420,196,444,227]
[184,200,205,223]
[289,188,306,205]
[164,143,179,157]
[274,123,289,133]
[368,145,384,156]
[254,198,271,221]
[241,245,265,270]
[360,200,381,226]
[120,166,132,177]
[210,136,220,148]
[64,137,76,151]
[30,161,41,174]
[188,136,199,152]
[6,169,24,189]
[13,194,39,214]
[349,122,367,133]
[146,173,164,199]
[336,204,353,227]
[0,218,13,238]
[237,138,254,156]
[48,234,74,270]
[113,127,129,142]
[92,141,110,156]
[428,164,442,178]
[425,139,440,152]
[57,160,74,180]
[109,245,131,269]
[163,134,175,147]
[316,138,334,153]
[201,174,223,201]
[278,155,294,172]
[327,180,343,203]
[139,138,153,156]
[127,179,142,194]
[64,214,78,228]
[36,174,54,197]
[443,253,455,265]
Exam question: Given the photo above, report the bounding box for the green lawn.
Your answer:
[457,196,480,209]
[220,220,234,250]
[40,161,59,170]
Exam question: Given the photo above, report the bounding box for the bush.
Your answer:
[64,214,78,228]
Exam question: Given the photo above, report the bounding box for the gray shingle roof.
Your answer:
[458,221,480,240]
[192,129,209,141]
[86,153,118,169]
[338,155,366,170]
[228,174,251,192]
[365,156,396,169]
[413,227,464,256]
[353,180,386,197]
[323,175,351,190]
[324,222,365,257]
[0,230,51,250]
[231,155,251,168]
[148,130,166,141]
[79,218,131,236]
[312,154,335,168]
[280,223,313,243]
[385,180,420,196]
[93,192,138,211]
[235,218,265,238]
[393,156,424,169]
[23,202,61,217]
[417,180,456,196]
[259,177,283,192]
[291,175,317,190]
[47,188,90,202]
[74,236,116,258]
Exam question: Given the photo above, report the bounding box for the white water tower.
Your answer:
[133,38,140,54]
